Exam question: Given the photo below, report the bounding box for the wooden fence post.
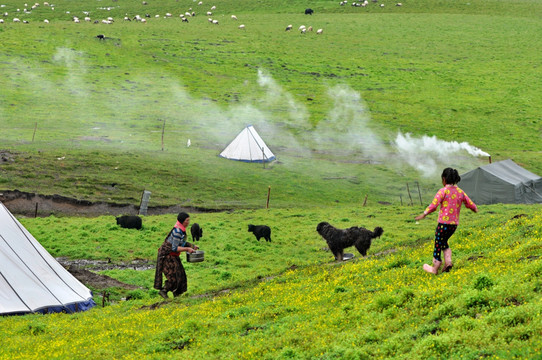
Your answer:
[406,183,413,206]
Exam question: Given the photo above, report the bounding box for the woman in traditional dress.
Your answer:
[154,212,198,298]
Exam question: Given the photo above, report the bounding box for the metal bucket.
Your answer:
[186,250,205,263]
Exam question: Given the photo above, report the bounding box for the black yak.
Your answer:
[191,223,203,241]
[116,215,142,230]
[248,224,272,242]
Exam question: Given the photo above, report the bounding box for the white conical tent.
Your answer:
[0,202,95,315]
[219,125,276,163]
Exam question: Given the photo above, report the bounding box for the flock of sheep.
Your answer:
[0,1,404,28]
[0,1,248,28]
[340,0,403,7]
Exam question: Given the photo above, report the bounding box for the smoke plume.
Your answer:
[393,132,490,176]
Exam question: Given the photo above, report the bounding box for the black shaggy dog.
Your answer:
[316,222,383,261]
[116,215,142,230]
[248,224,272,242]
[305,8,314,15]
[191,223,203,241]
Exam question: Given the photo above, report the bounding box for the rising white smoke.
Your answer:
[393,132,490,176]
[313,84,387,160]
[256,69,310,131]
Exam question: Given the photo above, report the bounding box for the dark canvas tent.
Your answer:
[0,201,96,315]
[459,159,542,205]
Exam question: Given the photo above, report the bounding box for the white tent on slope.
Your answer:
[219,125,276,163]
[0,202,95,315]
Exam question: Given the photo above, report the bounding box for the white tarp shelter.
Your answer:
[0,202,95,315]
[219,125,276,163]
[459,159,542,205]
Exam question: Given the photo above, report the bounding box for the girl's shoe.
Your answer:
[442,249,453,272]
[423,259,442,275]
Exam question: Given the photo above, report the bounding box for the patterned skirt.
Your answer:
[154,244,188,296]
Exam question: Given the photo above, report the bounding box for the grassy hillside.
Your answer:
[0,0,541,358]
[0,204,540,359]
[1,0,541,208]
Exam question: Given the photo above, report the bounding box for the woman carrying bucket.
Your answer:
[154,212,198,298]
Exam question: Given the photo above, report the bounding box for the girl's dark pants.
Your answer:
[433,223,457,261]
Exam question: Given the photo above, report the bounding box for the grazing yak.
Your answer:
[248,224,272,242]
[191,223,203,241]
[116,215,142,230]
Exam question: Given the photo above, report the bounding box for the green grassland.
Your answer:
[0,0,541,208]
[1,204,541,359]
[0,0,541,358]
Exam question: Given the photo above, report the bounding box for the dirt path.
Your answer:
[0,189,224,217]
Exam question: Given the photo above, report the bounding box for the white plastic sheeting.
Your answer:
[0,202,95,315]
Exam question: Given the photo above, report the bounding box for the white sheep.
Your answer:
[380,3,384,7]
[299,25,306,31]
[316,28,323,34]
[238,24,245,29]
[212,19,218,24]
[141,18,146,23]
[308,26,313,32]
[74,18,80,23]
[185,11,191,17]
[43,18,49,23]
[285,24,292,31]
[198,1,202,5]
[231,14,237,20]
[396,2,402,6]
[85,16,91,21]
[208,17,212,22]
[13,17,20,22]
[206,11,212,15]
[0,19,5,23]
[211,5,216,10]
[301,28,306,34]
[165,12,172,17]
[107,16,113,21]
